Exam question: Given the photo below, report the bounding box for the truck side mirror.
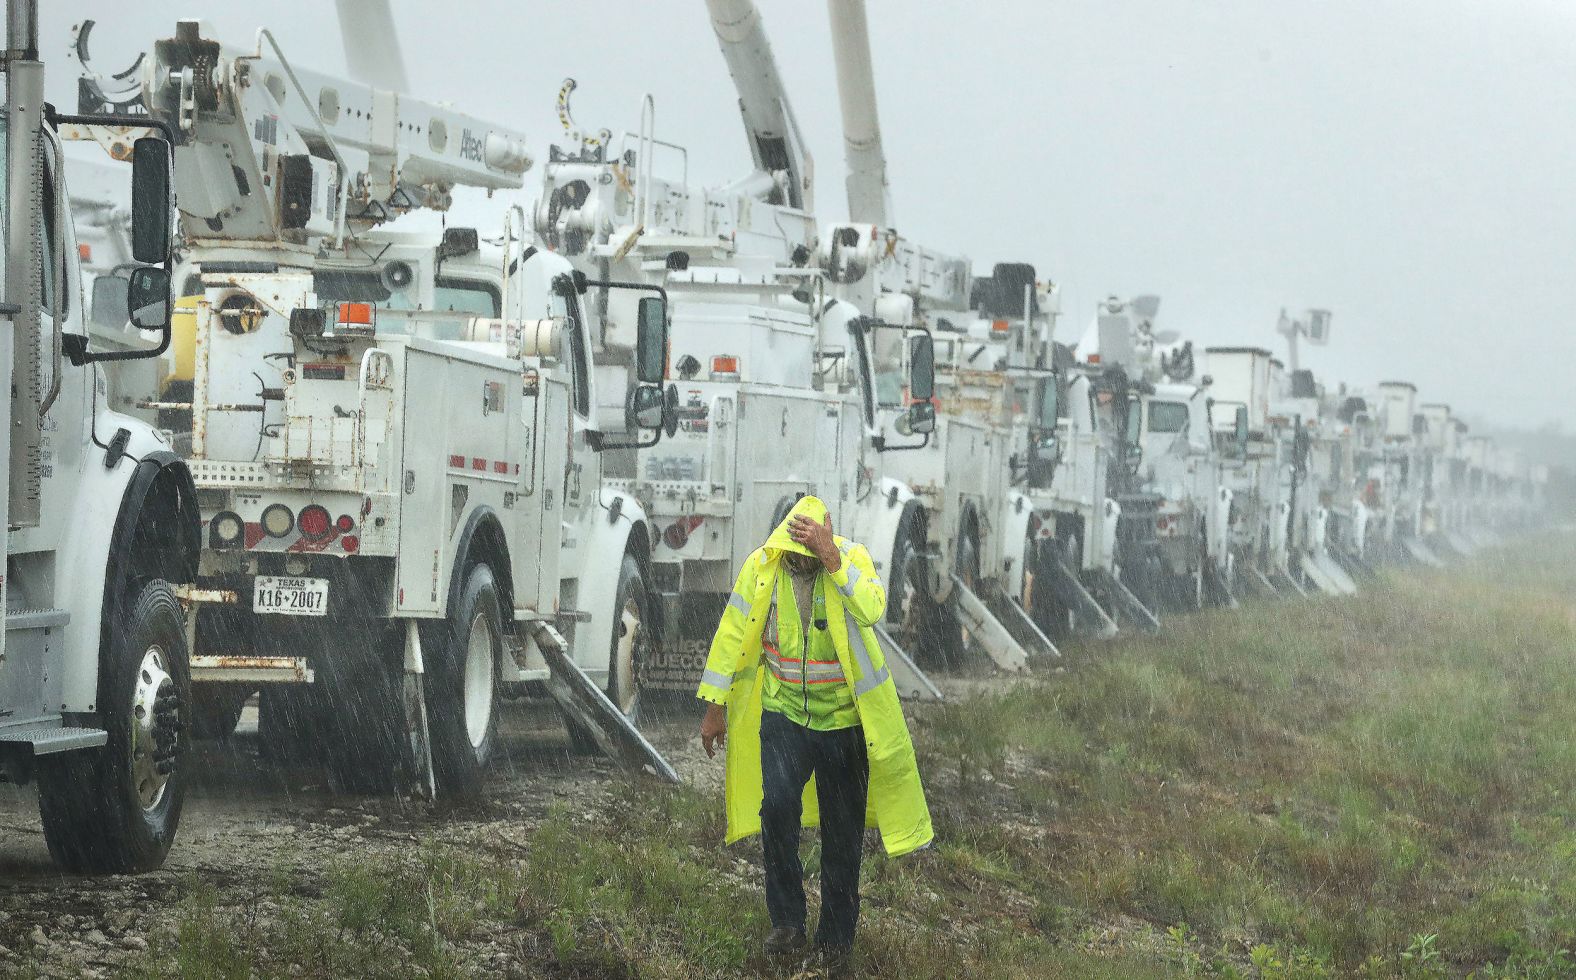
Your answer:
[628,384,665,430]
[906,400,935,435]
[91,274,131,329]
[1233,406,1250,456]
[635,295,668,384]
[908,333,935,402]
[130,137,172,265]
[127,266,171,330]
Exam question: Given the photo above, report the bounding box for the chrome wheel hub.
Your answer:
[131,645,179,811]
[462,612,496,752]
[614,597,643,716]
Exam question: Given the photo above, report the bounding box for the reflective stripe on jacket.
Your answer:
[695,495,934,857]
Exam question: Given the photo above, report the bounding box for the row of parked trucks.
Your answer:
[1,0,1551,873]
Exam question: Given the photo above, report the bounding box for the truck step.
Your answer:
[191,654,314,684]
[872,626,944,702]
[5,608,69,632]
[0,724,107,755]
[529,622,679,783]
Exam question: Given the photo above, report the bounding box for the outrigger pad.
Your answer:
[874,625,945,702]
[531,622,680,784]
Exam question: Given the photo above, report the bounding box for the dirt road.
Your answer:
[0,698,721,978]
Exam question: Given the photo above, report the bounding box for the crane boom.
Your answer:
[334,0,410,93]
[136,20,531,247]
[826,0,890,226]
[704,0,812,211]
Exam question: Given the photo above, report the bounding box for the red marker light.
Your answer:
[340,535,360,553]
[298,504,332,540]
[336,514,355,533]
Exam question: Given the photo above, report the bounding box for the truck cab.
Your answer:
[1,16,200,873]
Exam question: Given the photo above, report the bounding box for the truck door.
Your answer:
[554,285,596,549]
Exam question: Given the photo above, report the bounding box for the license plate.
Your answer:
[253,576,329,616]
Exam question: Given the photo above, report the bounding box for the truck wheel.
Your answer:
[38,580,190,874]
[256,686,325,767]
[315,642,406,795]
[190,686,251,740]
[1028,539,1073,639]
[425,563,502,797]
[607,555,648,720]
[886,516,928,645]
[937,533,978,668]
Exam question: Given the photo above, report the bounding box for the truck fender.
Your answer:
[852,476,915,578]
[573,488,652,676]
[446,506,515,623]
[58,418,199,713]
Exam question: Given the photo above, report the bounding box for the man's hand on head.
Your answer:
[789,512,841,573]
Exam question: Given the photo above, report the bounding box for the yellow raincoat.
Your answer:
[696,496,933,857]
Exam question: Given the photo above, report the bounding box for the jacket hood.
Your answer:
[763,495,829,558]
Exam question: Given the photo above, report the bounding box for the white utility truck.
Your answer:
[103,19,677,795]
[534,0,949,698]
[0,0,201,872]
[820,0,1044,670]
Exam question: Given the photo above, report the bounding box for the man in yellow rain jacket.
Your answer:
[697,495,932,969]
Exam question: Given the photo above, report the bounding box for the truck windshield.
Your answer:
[1148,400,1189,434]
[314,272,500,317]
[312,271,500,339]
[871,329,907,407]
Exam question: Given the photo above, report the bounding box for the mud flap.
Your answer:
[948,573,1030,672]
[1097,570,1161,633]
[1401,538,1446,568]
[1048,553,1120,639]
[401,620,437,799]
[529,621,680,784]
[874,625,944,702]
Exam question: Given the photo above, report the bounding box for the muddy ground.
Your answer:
[0,694,736,978]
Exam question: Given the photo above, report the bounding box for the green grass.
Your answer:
[129,537,1576,978]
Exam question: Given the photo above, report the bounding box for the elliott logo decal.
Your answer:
[460,129,486,163]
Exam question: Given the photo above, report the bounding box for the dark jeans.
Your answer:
[760,709,870,950]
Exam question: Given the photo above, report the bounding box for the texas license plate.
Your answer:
[253,576,329,616]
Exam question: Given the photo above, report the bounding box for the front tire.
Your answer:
[568,554,648,753]
[607,555,648,720]
[38,580,190,874]
[424,563,502,798]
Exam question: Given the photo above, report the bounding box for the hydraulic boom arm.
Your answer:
[704,0,813,211]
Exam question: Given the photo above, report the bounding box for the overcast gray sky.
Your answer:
[45,1,1576,430]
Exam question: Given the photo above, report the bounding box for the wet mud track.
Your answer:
[0,698,716,976]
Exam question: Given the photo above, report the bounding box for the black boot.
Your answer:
[764,926,806,957]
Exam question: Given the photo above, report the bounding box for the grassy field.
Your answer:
[128,538,1576,978]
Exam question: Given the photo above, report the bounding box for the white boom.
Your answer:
[704,0,813,210]
[826,0,890,226]
[334,0,410,93]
